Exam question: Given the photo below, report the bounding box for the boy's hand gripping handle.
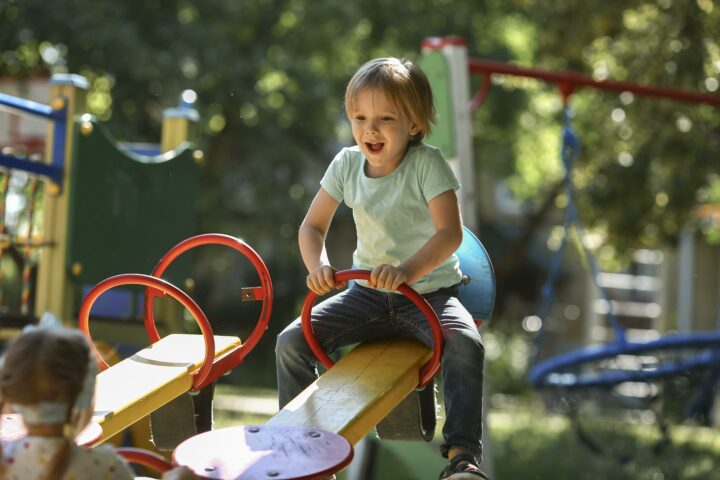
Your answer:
[300,269,443,387]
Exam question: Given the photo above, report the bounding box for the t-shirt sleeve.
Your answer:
[418,146,461,202]
[319,149,347,203]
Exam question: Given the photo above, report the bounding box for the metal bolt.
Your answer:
[80,120,94,136]
[204,466,216,472]
[46,182,61,196]
[51,97,66,110]
[267,471,279,477]
[309,431,321,438]
[249,426,260,433]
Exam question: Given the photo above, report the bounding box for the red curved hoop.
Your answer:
[116,447,173,473]
[301,269,443,387]
[78,273,216,390]
[143,234,273,364]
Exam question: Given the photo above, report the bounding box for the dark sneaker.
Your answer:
[438,453,489,480]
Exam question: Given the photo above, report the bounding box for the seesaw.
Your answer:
[79,228,493,479]
[169,227,495,479]
[78,233,272,445]
[266,226,494,445]
[167,268,438,479]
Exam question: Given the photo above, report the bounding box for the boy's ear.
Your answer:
[409,123,420,136]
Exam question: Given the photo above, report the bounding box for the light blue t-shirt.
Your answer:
[320,143,462,294]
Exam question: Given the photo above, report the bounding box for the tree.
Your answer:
[2,0,718,384]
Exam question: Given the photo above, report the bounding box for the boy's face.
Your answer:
[349,87,419,178]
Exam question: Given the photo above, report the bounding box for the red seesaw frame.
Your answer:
[79,273,216,389]
[143,233,273,389]
[116,447,173,474]
[78,234,273,391]
[300,269,443,387]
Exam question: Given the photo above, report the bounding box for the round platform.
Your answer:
[173,425,354,480]
[0,413,103,447]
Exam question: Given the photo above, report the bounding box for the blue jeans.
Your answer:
[275,283,485,459]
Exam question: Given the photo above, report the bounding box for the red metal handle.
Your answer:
[78,273,216,390]
[116,447,173,473]
[301,269,443,387]
[143,234,273,366]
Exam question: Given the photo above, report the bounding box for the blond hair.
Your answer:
[0,328,92,480]
[344,57,436,145]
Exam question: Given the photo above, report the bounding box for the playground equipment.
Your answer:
[117,447,174,478]
[527,103,720,456]
[1,74,204,456]
[79,234,272,446]
[0,76,76,329]
[65,200,490,478]
[165,227,494,479]
[456,226,496,326]
[0,74,201,337]
[421,35,720,458]
[166,269,442,479]
[174,425,354,480]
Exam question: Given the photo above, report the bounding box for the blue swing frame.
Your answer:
[528,108,720,397]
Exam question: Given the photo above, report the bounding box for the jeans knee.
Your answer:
[444,329,484,364]
[276,322,306,357]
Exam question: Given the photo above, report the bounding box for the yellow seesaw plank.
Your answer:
[267,338,432,445]
[93,333,241,443]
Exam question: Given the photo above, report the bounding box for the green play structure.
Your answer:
[67,116,200,327]
[0,74,202,337]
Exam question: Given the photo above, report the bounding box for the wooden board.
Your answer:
[267,338,432,445]
[93,333,241,443]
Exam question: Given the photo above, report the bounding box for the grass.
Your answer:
[490,406,720,480]
[213,384,277,427]
[211,384,720,479]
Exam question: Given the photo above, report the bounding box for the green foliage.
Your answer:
[483,328,534,396]
[2,0,719,379]
[515,0,720,257]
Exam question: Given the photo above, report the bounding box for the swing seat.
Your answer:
[530,331,720,389]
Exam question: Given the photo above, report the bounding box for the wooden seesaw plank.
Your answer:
[267,338,432,445]
[93,333,241,444]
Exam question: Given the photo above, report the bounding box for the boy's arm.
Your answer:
[299,187,343,294]
[372,189,463,291]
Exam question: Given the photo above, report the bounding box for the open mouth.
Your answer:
[366,142,384,154]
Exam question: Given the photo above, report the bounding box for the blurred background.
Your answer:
[1,1,719,478]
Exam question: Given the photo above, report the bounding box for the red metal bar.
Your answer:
[467,57,720,107]
[241,286,265,301]
[116,447,173,473]
[469,74,493,111]
[78,273,216,390]
[144,233,273,390]
[301,269,443,387]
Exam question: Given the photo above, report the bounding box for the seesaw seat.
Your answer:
[267,337,432,445]
[93,333,241,444]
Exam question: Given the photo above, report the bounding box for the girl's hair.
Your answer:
[0,327,93,480]
[344,57,437,145]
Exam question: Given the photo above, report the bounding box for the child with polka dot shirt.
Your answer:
[0,326,195,480]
